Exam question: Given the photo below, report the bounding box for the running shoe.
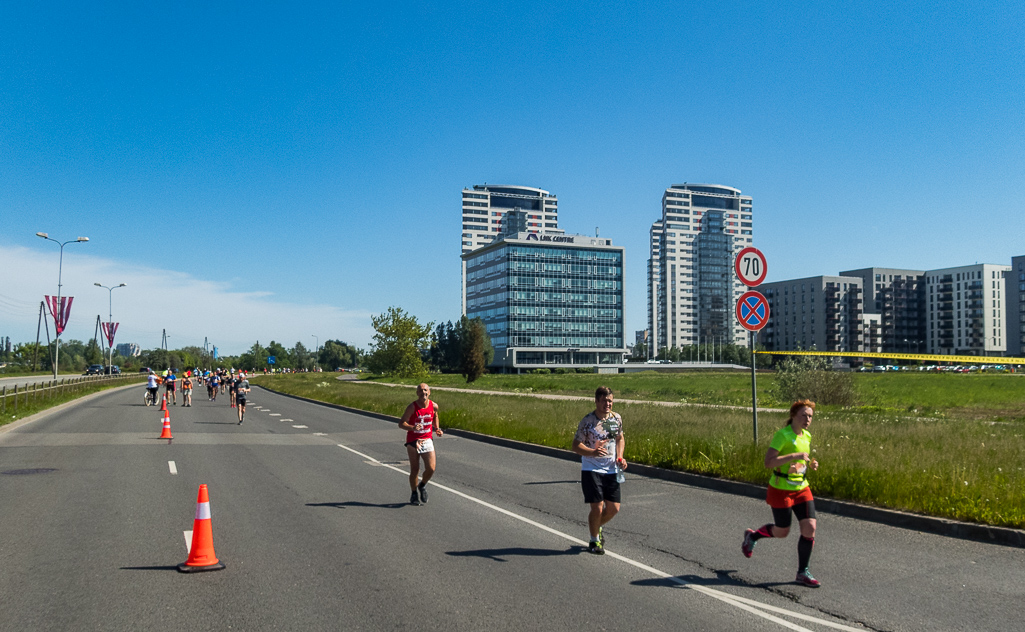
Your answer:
[742,529,756,558]
[795,569,821,588]
[588,540,604,555]
[410,491,421,506]
[418,482,428,504]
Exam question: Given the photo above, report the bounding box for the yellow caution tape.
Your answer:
[754,350,1025,365]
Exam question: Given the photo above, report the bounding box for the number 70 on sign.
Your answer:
[735,247,767,287]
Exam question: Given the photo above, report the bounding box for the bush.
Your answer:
[531,368,551,375]
[575,367,596,374]
[771,355,858,406]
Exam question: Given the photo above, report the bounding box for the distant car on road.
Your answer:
[85,364,104,375]
[106,365,121,375]
[139,366,152,373]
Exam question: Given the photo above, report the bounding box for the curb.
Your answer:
[0,380,145,435]
[255,384,1025,549]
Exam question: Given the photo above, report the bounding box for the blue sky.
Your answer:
[2,1,1023,355]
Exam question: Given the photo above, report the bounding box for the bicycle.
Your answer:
[144,388,158,406]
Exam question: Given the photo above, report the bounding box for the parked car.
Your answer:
[139,366,152,373]
[85,364,105,375]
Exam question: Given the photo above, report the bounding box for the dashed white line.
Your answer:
[270,413,281,417]
[292,425,308,429]
[333,441,860,632]
[281,419,293,422]
[168,461,178,475]
[313,432,327,436]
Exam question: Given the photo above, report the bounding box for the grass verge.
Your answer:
[261,373,1025,529]
[0,376,147,428]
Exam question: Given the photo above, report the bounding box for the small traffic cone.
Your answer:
[159,411,173,442]
[178,484,225,573]
[160,395,168,411]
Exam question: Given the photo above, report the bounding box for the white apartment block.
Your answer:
[924,263,1010,356]
[461,185,563,314]
[759,276,872,353]
[647,184,753,356]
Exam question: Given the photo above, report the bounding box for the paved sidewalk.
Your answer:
[347,378,787,413]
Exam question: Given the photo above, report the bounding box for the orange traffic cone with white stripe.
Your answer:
[160,394,168,411]
[159,410,173,441]
[178,484,225,573]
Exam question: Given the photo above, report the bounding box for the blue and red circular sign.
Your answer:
[736,290,770,331]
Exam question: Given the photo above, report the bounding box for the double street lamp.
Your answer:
[94,282,127,371]
[36,232,89,378]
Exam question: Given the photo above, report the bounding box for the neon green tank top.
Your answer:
[768,425,812,491]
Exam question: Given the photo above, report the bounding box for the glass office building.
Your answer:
[462,230,626,370]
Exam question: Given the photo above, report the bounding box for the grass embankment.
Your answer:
[262,373,1025,529]
[367,371,1025,420]
[0,375,146,427]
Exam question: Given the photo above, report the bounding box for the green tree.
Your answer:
[238,342,269,370]
[458,317,492,383]
[366,307,433,377]
[266,341,291,368]
[290,341,314,370]
[319,340,358,369]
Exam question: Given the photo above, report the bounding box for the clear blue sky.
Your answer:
[2,1,1023,355]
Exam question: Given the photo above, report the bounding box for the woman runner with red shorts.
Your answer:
[741,399,821,587]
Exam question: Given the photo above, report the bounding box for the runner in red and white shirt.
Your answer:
[398,383,443,506]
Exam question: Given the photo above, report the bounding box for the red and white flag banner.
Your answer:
[45,296,74,336]
[101,321,119,346]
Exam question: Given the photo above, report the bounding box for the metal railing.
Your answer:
[1,373,143,415]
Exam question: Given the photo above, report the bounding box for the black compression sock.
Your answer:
[751,524,775,541]
[798,536,815,570]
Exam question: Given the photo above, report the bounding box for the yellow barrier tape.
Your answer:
[753,350,1025,365]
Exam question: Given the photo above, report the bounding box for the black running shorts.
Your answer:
[581,471,621,504]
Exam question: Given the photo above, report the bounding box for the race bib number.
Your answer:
[415,439,435,454]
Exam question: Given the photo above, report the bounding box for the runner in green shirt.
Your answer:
[741,399,822,587]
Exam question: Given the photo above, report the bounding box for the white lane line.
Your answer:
[334,441,858,632]
[168,461,178,475]
[281,418,293,422]
[269,413,281,417]
[313,432,327,436]
[184,530,193,554]
[292,425,308,429]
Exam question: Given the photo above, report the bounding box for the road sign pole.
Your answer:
[750,331,758,444]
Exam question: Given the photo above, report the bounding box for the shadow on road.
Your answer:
[193,421,238,425]
[446,546,584,562]
[632,573,797,591]
[523,480,578,485]
[306,501,409,510]
[119,565,180,572]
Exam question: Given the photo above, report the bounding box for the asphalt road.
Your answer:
[0,384,1021,631]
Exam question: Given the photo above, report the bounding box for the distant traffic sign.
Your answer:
[267,356,276,365]
[735,247,767,287]
[737,290,770,331]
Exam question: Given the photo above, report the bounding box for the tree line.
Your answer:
[364,307,493,382]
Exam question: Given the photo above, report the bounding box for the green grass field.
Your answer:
[258,372,1025,529]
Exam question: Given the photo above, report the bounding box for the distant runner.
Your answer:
[182,374,193,407]
[236,375,250,424]
[164,370,177,405]
[398,383,443,506]
[742,399,821,587]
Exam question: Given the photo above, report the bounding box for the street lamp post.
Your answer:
[312,335,319,370]
[94,282,127,371]
[36,232,89,378]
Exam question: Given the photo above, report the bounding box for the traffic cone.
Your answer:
[160,395,167,411]
[178,484,225,573]
[159,411,173,441]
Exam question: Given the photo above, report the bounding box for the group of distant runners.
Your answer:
[400,383,823,588]
[144,368,250,423]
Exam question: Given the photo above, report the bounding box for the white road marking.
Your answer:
[334,442,859,632]
[270,413,281,417]
[292,425,308,429]
[313,432,327,436]
[281,419,293,422]
[184,530,193,554]
[168,461,177,475]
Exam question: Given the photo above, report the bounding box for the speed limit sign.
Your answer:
[735,247,767,287]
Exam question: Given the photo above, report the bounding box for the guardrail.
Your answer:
[1,373,144,415]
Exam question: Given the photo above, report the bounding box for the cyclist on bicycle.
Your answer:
[145,371,160,405]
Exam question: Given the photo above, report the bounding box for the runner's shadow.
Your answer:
[193,422,238,424]
[633,573,796,590]
[523,480,578,485]
[306,501,408,510]
[446,546,584,562]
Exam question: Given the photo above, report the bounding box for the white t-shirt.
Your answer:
[574,411,623,474]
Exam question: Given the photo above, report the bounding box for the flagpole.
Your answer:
[36,233,89,378]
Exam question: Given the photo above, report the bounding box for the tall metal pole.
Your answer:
[751,331,759,444]
[95,283,126,371]
[37,233,89,378]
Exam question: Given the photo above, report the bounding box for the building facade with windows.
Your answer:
[462,231,626,370]
[461,185,562,314]
[840,267,926,353]
[758,276,869,353]
[924,264,1010,356]
[647,184,753,357]
[1008,255,1025,357]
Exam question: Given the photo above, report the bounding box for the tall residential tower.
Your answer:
[647,184,754,356]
